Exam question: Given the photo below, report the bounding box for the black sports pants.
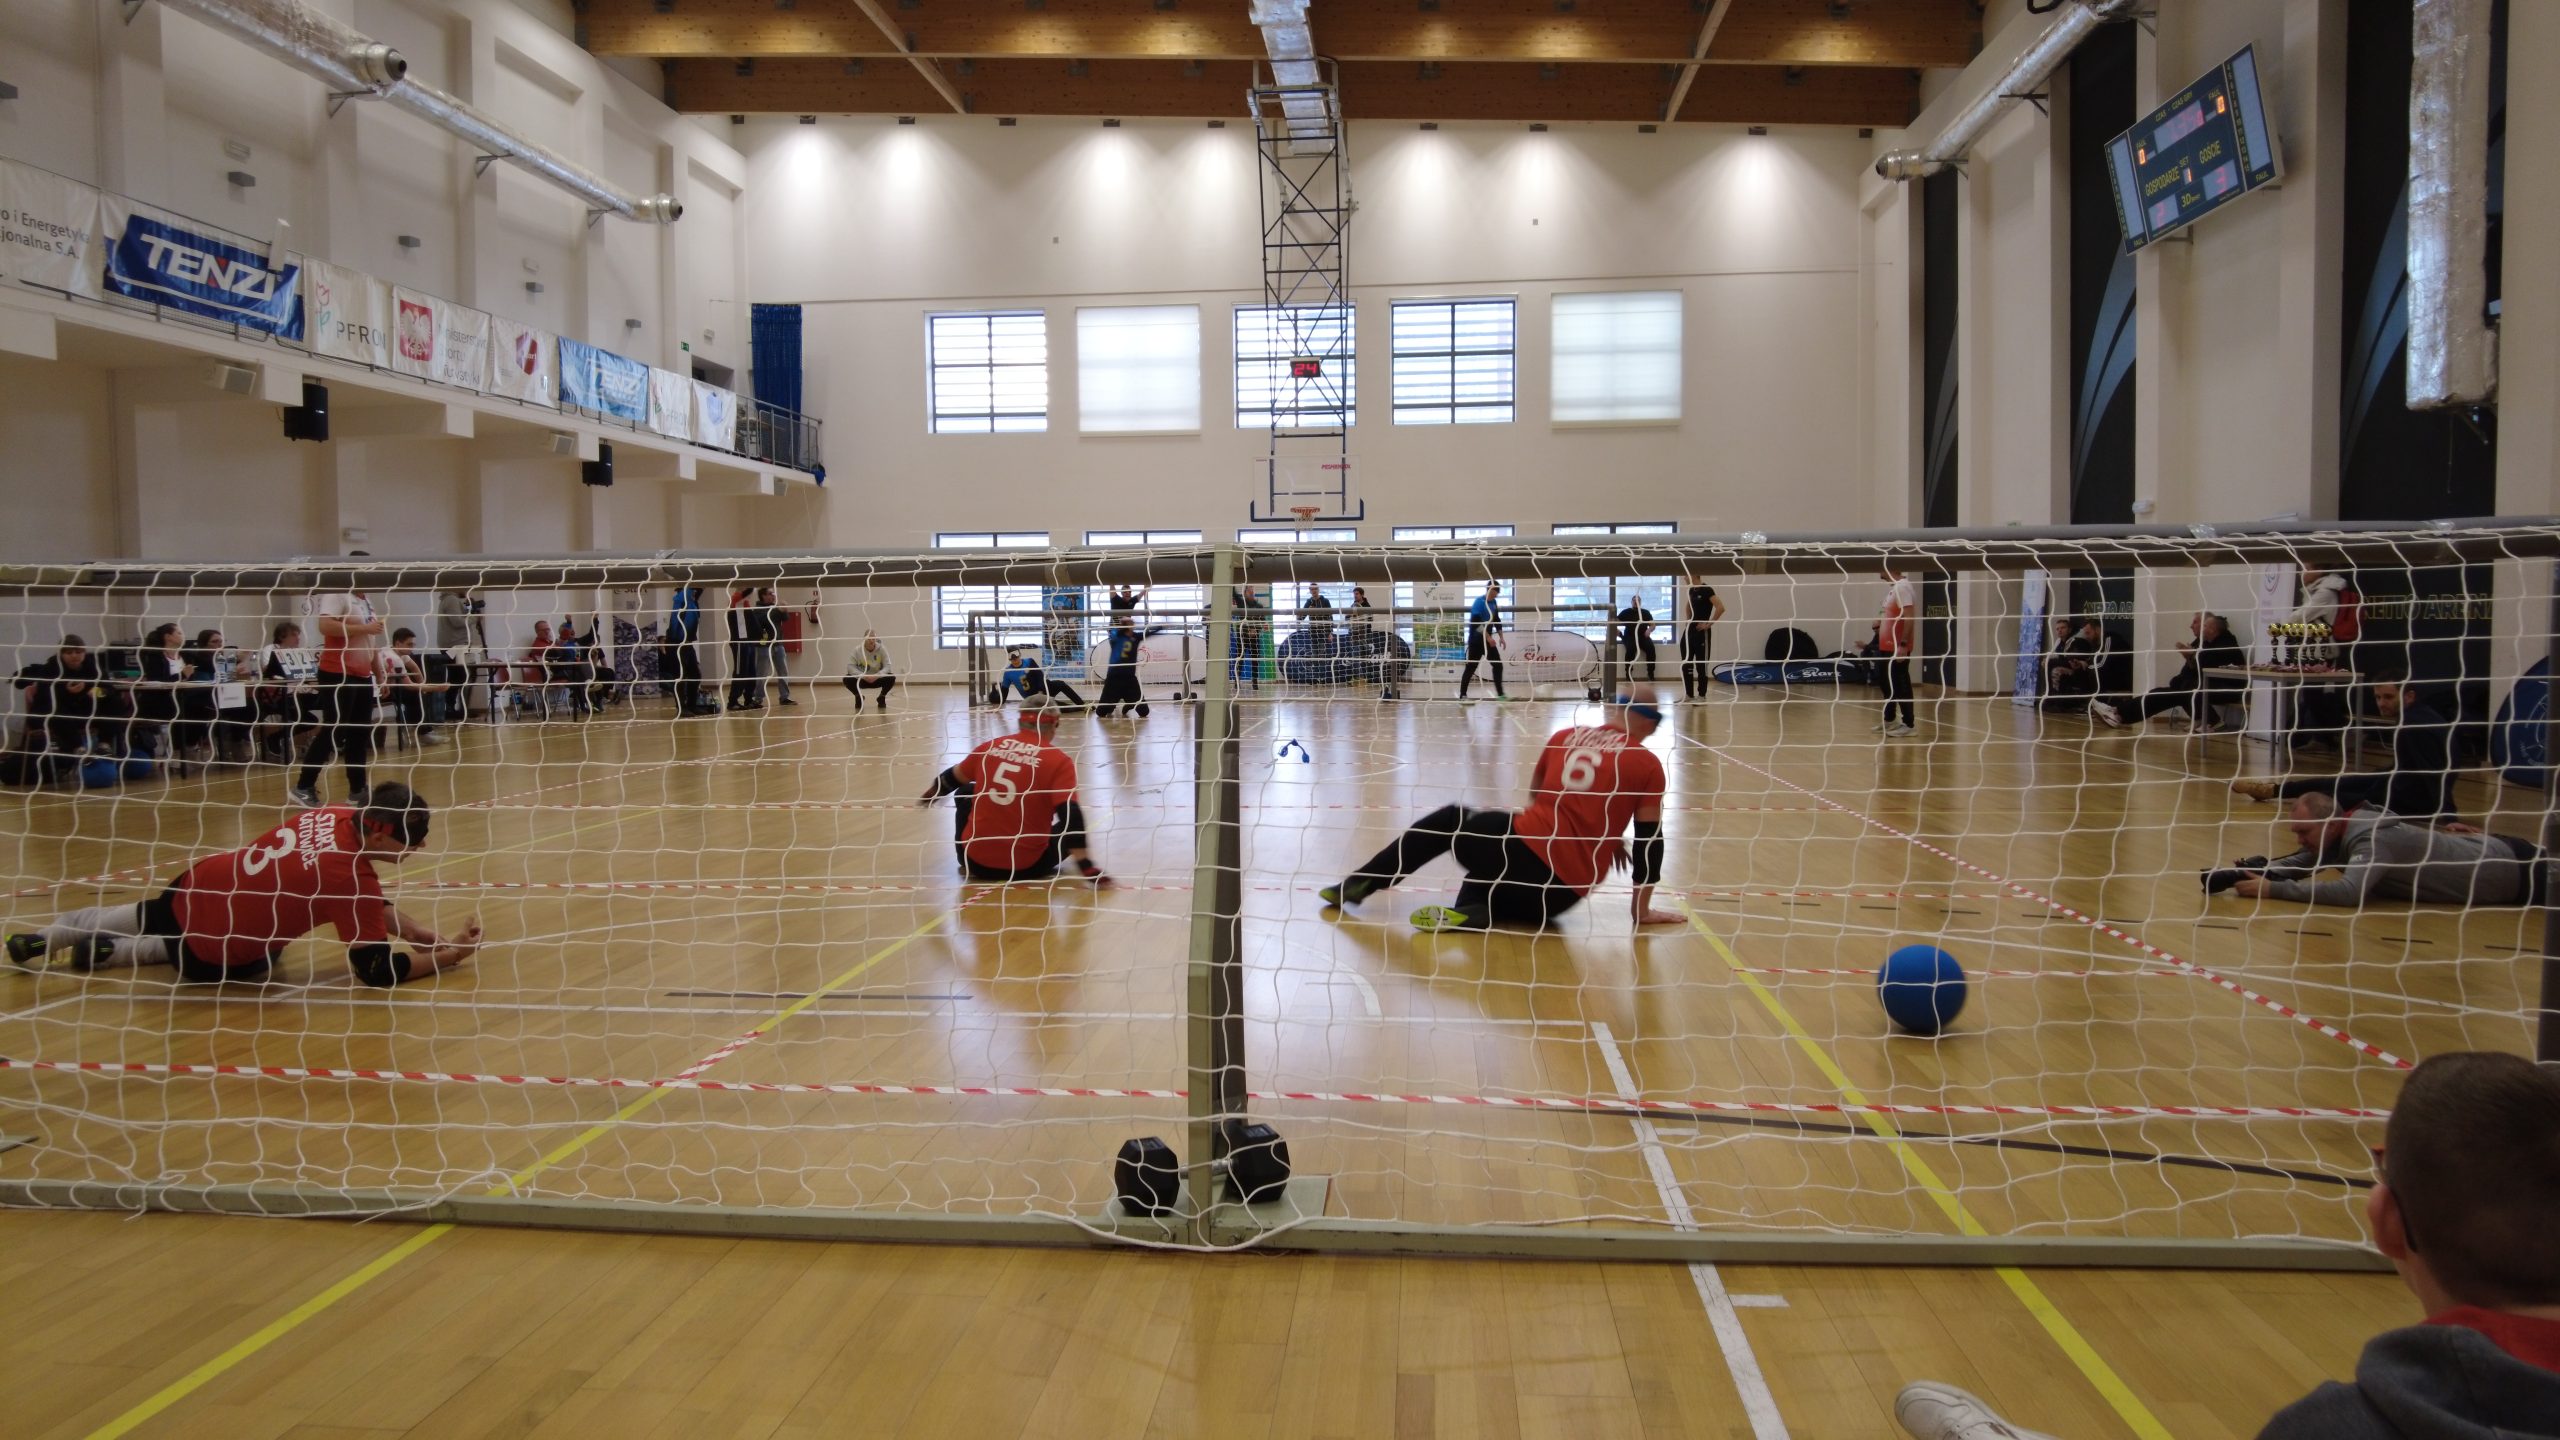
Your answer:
[1347,804,1582,929]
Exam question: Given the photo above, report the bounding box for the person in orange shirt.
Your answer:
[918,699,1113,886]
[291,559,386,807]
[1321,690,1679,932]
[1876,565,1920,737]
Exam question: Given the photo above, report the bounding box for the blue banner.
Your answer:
[102,206,301,338]
[560,337,647,424]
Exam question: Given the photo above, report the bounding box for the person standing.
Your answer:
[294,563,387,806]
[1679,575,1725,700]
[725,587,765,711]
[843,630,898,712]
[1613,596,1658,682]
[760,587,799,708]
[1876,565,1918,737]
[667,586,711,717]
[1458,580,1507,701]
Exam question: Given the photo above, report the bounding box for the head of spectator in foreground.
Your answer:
[191,628,224,653]
[272,621,302,648]
[353,781,432,859]
[58,635,87,668]
[146,622,181,654]
[2371,1051,2560,1315]
[531,620,553,644]
[860,629,883,654]
[2368,672,2421,723]
[390,628,418,656]
[2285,791,2352,853]
[1019,696,1063,738]
[1609,686,1665,743]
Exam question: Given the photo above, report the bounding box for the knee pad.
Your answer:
[350,944,415,988]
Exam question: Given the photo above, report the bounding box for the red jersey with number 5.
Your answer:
[1514,725,1667,893]
[171,807,391,968]
[955,731,1079,868]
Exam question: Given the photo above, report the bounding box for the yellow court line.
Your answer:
[1675,902,2176,1440]
[81,907,953,1440]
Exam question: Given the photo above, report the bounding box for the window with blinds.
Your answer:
[928,311,1049,433]
[1086,530,1206,626]
[1552,522,1679,638]
[1076,306,1201,433]
[1391,298,1516,425]
[1551,290,1683,424]
[1388,525,1516,629]
[934,531,1051,647]
[1235,304,1355,429]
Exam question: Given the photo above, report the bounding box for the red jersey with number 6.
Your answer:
[955,731,1079,868]
[171,807,391,968]
[1514,724,1667,893]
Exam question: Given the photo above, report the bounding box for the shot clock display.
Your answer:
[2103,45,2283,253]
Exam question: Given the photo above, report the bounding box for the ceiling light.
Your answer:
[798,114,816,124]
[1528,123,1549,132]
[1747,125,1769,136]
[897,115,916,124]
[1207,119,1225,128]
[999,116,1017,126]
[1103,118,1121,127]
[1419,122,1438,131]
[1638,123,1657,134]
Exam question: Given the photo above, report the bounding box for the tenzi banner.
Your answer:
[0,159,104,298]
[102,199,301,337]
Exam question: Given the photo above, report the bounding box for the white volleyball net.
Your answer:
[0,523,2551,1261]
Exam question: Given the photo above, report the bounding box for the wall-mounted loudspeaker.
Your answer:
[581,440,614,487]
[280,379,329,443]
[548,430,578,457]
[208,363,257,395]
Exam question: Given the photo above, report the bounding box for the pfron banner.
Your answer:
[296,256,390,368]
[0,159,103,298]
[648,366,693,440]
[691,380,737,450]
[101,198,301,337]
[488,316,554,405]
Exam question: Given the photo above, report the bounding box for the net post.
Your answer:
[2543,566,2560,1062]
[1186,545,1245,1238]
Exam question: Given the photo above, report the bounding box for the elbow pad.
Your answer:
[927,767,964,799]
[1631,819,1665,887]
[350,943,415,989]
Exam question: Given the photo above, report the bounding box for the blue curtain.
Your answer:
[751,303,804,415]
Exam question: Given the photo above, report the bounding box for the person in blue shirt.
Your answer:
[665,586,712,716]
[1459,580,1508,700]
[990,648,1087,709]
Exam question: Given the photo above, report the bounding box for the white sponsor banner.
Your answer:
[437,302,491,392]
[299,256,391,368]
[0,159,104,297]
[648,366,693,441]
[488,315,555,406]
[390,286,442,380]
[691,380,737,450]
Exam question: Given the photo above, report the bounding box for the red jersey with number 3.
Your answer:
[955,732,1079,869]
[1514,724,1667,893]
[171,807,391,968]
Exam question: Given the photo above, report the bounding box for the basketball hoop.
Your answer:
[1289,506,1323,525]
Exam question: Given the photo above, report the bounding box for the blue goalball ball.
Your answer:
[1877,943,1968,1036]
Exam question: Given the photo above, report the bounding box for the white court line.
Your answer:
[1591,1020,1788,1440]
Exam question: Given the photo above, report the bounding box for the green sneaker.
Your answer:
[1409,905,1487,933]
[1317,877,1380,909]
[5,932,46,968]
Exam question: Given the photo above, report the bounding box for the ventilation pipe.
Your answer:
[1874,0,2140,182]
[2407,0,2497,408]
[154,0,681,224]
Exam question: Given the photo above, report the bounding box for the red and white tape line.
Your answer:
[0,1056,2389,1123]
[1691,741,2417,1069]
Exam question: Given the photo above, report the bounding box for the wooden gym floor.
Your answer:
[5,674,2532,1437]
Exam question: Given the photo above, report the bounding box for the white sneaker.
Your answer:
[1872,720,1893,733]
[1884,722,1918,737]
[1894,1382,2061,1440]
[2090,701,2124,729]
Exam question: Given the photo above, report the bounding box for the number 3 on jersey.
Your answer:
[1560,748,1602,791]
[238,825,299,876]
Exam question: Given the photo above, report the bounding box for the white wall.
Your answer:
[740,116,1876,676]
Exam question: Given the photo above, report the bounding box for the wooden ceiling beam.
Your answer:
[580,0,1976,69]
[851,0,967,112]
[669,56,1917,130]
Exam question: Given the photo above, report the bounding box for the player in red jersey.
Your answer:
[1320,690,1679,931]
[6,783,481,986]
[919,699,1114,886]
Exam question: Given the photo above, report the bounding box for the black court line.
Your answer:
[2195,921,2244,931]
[2375,935,2437,946]
[666,990,976,1002]
[2284,927,2338,938]
[1607,1107,2370,1190]
[2485,944,2528,954]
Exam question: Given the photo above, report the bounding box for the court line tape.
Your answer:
[1677,902,2176,1440]
[1591,1019,1787,1440]
[1685,734,2417,1070]
[0,1057,2391,1123]
[73,903,956,1440]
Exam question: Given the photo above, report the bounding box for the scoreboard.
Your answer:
[2103,45,2283,253]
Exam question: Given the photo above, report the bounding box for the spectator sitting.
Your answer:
[179,629,237,764]
[844,630,897,712]
[520,621,560,714]
[257,622,319,763]
[132,622,194,766]
[1895,1050,2560,1440]
[14,634,102,775]
[2231,675,2457,822]
[383,629,450,745]
[2039,616,2107,714]
[2212,793,2543,908]
[2092,612,2247,733]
